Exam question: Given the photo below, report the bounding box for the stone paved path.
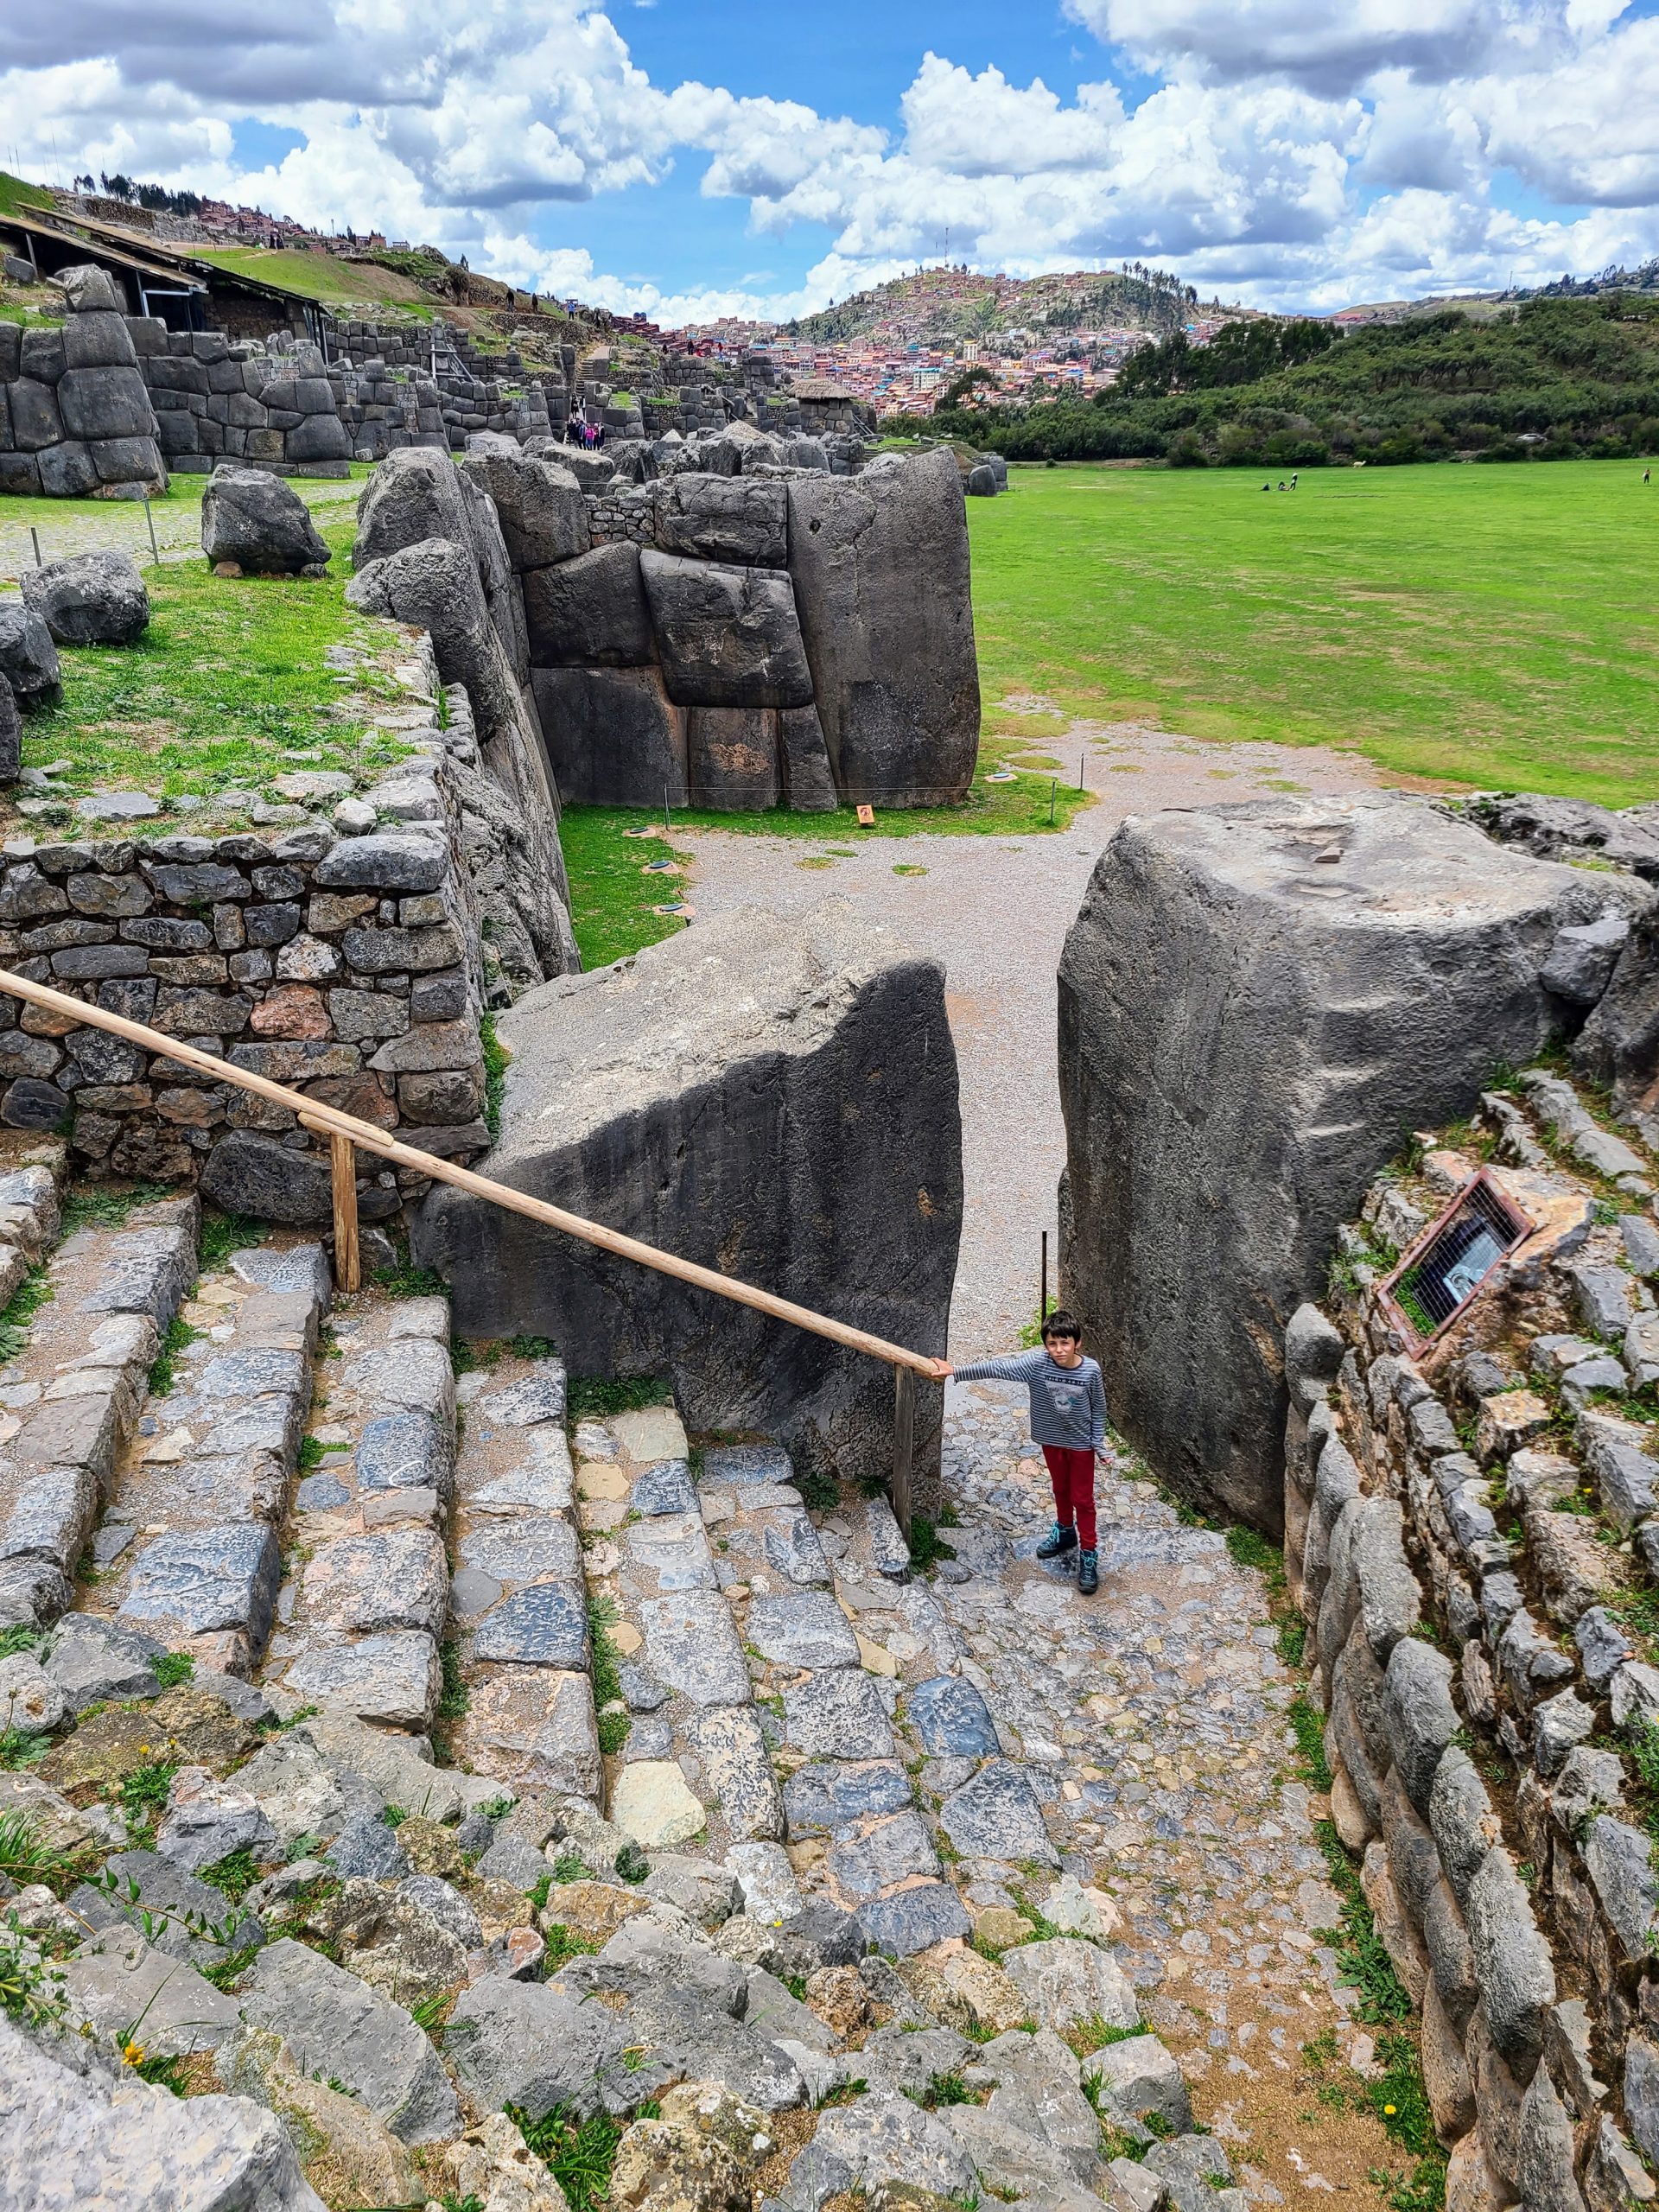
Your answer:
[678,719,1439,1356]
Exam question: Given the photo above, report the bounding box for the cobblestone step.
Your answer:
[0,1179,194,1632]
[263,1287,455,1732]
[448,1348,598,1798]
[79,1239,331,1677]
[574,1409,784,1851]
[696,1446,970,1955]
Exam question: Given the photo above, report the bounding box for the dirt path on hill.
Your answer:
[677,716,1447,1357]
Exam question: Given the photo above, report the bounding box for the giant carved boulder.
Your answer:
[356,447,473,568]
[415,899,962,1495]
[0,599,62,708]
[1057,798,1624,1529]
[640,553,813,709]
[201,468,330,575]
[786,449,978,807]
[523,543,653,669]
[22,550,149,646]
[655,476,788,567]
[531,666,687,807]
[459,440,588,573]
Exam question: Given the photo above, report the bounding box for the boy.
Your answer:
[935,1311,1109,1596]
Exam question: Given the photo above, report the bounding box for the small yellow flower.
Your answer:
[138,1745,151,1757]
[123,2041,145,2067]
[1383,2103,1396,2116]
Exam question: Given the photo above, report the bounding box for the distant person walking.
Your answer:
[1646,468,1652,485]
[935,1310,1109,1597]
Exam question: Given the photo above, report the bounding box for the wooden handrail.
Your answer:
[0,967,941,1385]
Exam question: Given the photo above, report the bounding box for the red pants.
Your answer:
[1042,1445,1097,1550]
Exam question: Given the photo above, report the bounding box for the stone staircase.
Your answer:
[2,1183,1276,2212]
[0,1164,194,1635]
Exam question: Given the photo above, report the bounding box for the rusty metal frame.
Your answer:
[1377,1166,1535,1354]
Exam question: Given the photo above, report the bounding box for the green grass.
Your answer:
[148,1313,202,1398]
[0,170,53,219]
[185,245,432,310]
[15,507,414,811]
[510,2103,625,2212]
[565,1376,673,1422]
[968,461,1659,804]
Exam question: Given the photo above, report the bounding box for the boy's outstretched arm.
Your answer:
[950,1349,1049,1385]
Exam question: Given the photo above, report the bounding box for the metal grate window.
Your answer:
[1382,1172,1534,1351]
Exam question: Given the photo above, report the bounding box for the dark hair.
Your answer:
[1040,1308,1081,1341]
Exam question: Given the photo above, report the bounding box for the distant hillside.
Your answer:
[917,293,1659,466]
[787,264,1230,347]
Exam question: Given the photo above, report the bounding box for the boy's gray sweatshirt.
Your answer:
[952,1349,1108,1450]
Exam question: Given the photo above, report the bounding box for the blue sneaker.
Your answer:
[1036,1522,1077,1560]
[1077,1548,1099,1596]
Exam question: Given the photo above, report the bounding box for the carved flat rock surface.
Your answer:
[746,1591,859,1670]
[239,1936,459,2141]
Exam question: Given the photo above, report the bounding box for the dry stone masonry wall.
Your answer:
[1283,1069,1659,2212]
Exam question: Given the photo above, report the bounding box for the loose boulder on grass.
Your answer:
[21,549,149,645]
[0,597,62,708]
[201,467,331,577]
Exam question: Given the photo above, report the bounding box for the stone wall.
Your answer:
[0,269,166,499]
[453,439,980,812]
[1283,1077,1659,2212]
[0,759,490,1213]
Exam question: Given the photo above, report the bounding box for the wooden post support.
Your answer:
[893,1363,915,1548]
[330,1131,360,1293]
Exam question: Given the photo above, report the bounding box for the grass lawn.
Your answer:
[0,465,368,545]
[14,507,415,817]
[968,459,1659,805]
[187,245,433,315]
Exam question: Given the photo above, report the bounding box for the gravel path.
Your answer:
[0,478,361,588]
[678,721,1433,1357]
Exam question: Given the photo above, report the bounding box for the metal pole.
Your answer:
[1079,750,1085,791]
[893,1363,915,1546]
[143,496,159,569]
[1040,1230,1048,1325]
[29,528,41,569]
[1049,778,1057,825]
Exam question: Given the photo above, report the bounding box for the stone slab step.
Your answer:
[264,1288,455,1732]
[573,1406,783,1848]
[448,1349,599,1799]
[0,1185,194,1631]
[76,1236,327,1676]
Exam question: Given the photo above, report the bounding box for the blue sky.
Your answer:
[5,0,1659,321]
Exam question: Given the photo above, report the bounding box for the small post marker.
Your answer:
[1049,778,1058,825]
[1040,1230,1049,1325]
[893,1364,915,1546]
[329,1132,360,1291]
[664,784,671,834]
[1079,750,1086,791]
[29,527,42,569]
[856,804,875,826]
[143,495,160,570]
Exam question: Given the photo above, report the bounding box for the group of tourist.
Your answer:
[566,415,606,451]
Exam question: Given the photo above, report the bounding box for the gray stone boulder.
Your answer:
[689,707,781,810]
[0,2012,325,2210]
[780,706,837,812]
[786,448,978,806]
[51,263,122,314]
[238,1936,458,2141]
[347,537,524,760]
[21,549,149,645]
[640,552,813,709]
[0,598,61,708]
[201,467,330,575]
[0,678,20,785]
[416,898,961,1498]
[965,463,998,495]
[459,444,588,572]
[656,474,789,566]
[1058,798,1599,1528]
[355,447,472,567]
[531,665,687,807]
[524,542,654,667]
